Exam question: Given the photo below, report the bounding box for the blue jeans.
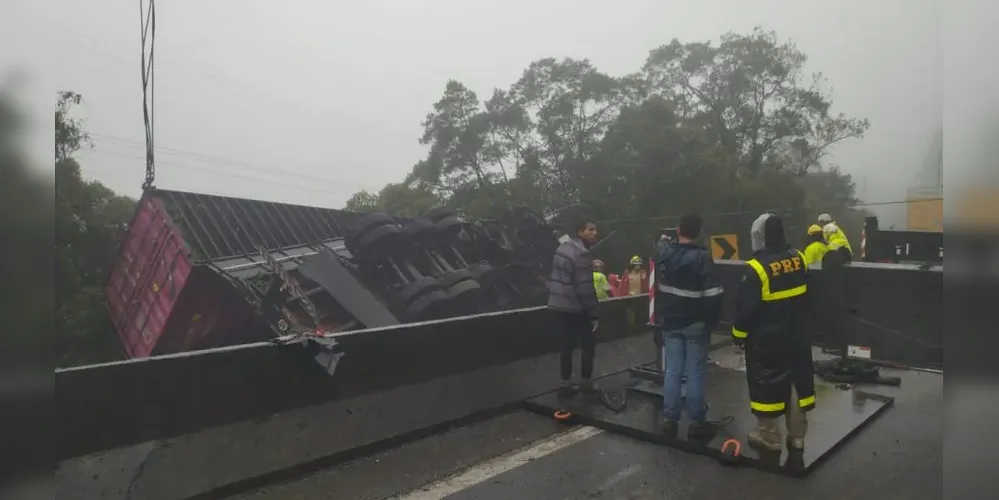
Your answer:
[662,322,709,422]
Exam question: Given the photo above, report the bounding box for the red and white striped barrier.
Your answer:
[648,258,655,325]
[860,227,866,261]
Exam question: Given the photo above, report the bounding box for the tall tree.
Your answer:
[344,190,379,213]
[55,91,136,367]
[643,28,869,176]
[376,182,439,218]
[55,91,91,162]
[410,81,500,195]
[490,58,630,212]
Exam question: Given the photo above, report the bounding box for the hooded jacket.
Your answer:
[653,240,723,330]
[732,213,815,416]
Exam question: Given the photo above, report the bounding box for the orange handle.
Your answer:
[553,411,573,421]
[721,438,741,457]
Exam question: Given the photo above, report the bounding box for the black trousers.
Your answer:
[555,311,596,381]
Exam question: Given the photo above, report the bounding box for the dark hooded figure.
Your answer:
[731,213,815,452]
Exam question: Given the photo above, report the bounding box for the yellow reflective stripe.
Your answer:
[799,394,815,407]
[747,258,808,302]
[732,327,748,339]
[747,259,769,291]
[750,401,786,412]
[796,250,808,271]
[767,284,807,301]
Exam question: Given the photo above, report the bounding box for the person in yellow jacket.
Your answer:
[817,213,853,261]
[592,259,612,300]
[802,225,829,267]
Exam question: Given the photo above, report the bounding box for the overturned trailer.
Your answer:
[106,189,559,358]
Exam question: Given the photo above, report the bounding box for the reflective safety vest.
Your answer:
[824,224,853,254]
[593,272,611,300]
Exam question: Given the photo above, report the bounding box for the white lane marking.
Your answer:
[392,426,604,500]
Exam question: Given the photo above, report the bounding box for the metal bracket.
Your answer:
[271,333,346,377]
[308,336,345,377]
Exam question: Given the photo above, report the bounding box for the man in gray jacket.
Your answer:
[547,217,601,395]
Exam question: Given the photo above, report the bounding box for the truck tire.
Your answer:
[423,207,454,223]
[354,224,403,260]
[447,279,482,304]
[482,224,516,252]
[436,268,476,288]
[404,289,452,321]
[433,216,463,241]
[402,218,436,241]
[398,276,442,305]
[346,213,397,253]
[468,263,498,283]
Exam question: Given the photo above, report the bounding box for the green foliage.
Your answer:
[348,28,870,272]
[344,190,379,212]
[345,183,440,218]
[55,92,136,367]
[55,91,92,162]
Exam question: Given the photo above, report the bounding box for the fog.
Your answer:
[52,0,940,227]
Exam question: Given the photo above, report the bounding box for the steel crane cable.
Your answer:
[139,0,156,191]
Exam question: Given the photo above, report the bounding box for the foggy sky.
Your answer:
[53,0,941,227]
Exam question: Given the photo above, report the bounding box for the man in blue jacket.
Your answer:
[548,217,601,396]
[654,213,724,437]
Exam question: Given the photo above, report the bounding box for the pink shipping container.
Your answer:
[106,189,364,358]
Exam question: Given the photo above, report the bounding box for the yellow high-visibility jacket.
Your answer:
[803,241,829,267]
[824,224,853,254]
[593,272,612,300]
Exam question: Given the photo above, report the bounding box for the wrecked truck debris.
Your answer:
[106,189,560,358]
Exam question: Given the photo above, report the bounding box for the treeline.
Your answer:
[345,28,869,268]
[55,91,136,366]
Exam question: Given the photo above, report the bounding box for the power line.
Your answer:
[83,148,364,197]
[88,132,374,189]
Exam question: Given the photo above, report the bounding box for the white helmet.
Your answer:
[817,213,833,223]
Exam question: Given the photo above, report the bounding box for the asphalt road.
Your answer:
[232,366,942,500]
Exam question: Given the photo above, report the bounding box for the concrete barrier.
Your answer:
[57,295,651,460]
[58,321,658,499]
[56,262,941,498]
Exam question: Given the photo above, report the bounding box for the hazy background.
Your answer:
[53,0,941,227]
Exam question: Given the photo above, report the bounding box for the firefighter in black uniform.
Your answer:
[732,213,815,452]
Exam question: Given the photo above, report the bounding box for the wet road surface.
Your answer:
[233,367,941,500]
